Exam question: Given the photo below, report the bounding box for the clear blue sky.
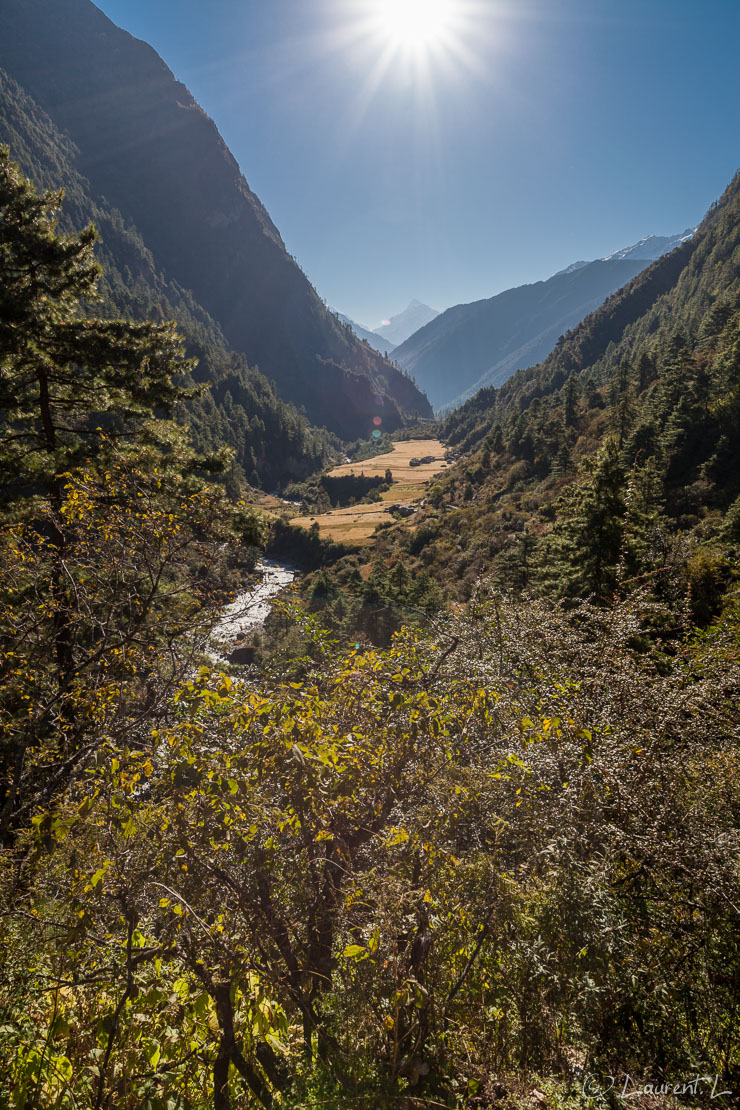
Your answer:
[95,0,739,329]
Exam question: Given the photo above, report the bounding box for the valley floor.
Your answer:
[286,437,448,544]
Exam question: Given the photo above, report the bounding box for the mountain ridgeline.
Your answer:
[0,69,337,491]
[555,228,696,275]
[392,259,649,409]
[396,170,740,604]
[0,0,432,445]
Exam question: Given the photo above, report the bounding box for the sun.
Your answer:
[327,0,485,136]
[371,0,458,53]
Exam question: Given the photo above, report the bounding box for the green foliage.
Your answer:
[2,595,738,1106]
[0,150,264,839]
[0,146,199,504]
[539,441,666,602]
[283,471,388,513]
[263,554,444,659]
[266,518,354,570]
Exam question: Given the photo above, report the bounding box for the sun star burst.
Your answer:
[371,0,458,54]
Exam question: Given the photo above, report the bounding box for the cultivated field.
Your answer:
[289,438,447,545]
[327,438,447,483]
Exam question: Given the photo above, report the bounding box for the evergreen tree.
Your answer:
[0,145,200,508]
[609,359,634,450]
[542,439,626,600]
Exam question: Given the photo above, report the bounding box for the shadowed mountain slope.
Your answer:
[0,67,336,490]
[0,0,431,439]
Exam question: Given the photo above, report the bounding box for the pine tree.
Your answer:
[610,359,635,450]
[542,439,626,600]
[0,145,200,508]
[563,375,579,429]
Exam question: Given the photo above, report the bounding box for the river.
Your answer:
[208,559,296,665]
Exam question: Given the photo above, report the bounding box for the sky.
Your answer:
[94,0,739,329]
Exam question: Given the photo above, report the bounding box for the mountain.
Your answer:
[441,185,737,459]
[603,227,696,262]
[407,170,740,603]
[331,311,390,353]
[374,300,439,348]
[392,259,647,410]
[0,0,431,440]
[555,227,696,274]
[0,67,338,491]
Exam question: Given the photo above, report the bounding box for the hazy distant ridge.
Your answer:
[392,260,647,410]
[394,228,697,410]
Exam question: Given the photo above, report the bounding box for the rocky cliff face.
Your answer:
[0,0,431,438]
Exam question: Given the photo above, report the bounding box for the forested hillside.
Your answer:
[0,0,432,440]
[379,170,740,609]
[0,69,335,491]
[1,135,739,1110]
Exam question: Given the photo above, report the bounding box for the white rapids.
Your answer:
[208,559,296,665]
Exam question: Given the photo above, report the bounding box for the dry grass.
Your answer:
[327,438,447,483]
[289,439,447,545]
[289,502,395,544]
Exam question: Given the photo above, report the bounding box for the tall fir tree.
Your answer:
[0,145,203,509]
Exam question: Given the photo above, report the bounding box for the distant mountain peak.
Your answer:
[556,227,697,276]
[602,228,696,262]
[375,301,439,348]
